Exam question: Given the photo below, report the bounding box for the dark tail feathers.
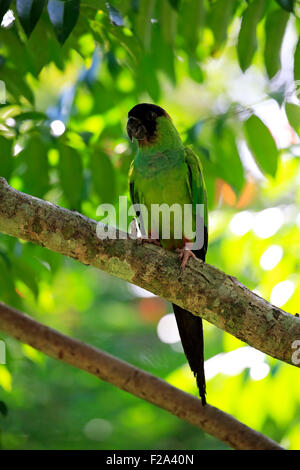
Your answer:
[173,303,206,405]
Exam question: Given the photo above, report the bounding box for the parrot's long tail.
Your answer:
[173,303,206,405]
[172,243,207,405]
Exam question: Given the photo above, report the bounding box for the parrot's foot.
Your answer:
[176,247,196,269]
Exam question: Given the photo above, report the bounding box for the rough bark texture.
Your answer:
[0,177,299,367]
[0,301,283,450]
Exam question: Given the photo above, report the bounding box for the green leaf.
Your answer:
[244,115,278,177]
[212,127,244,194]
[20,135,50,197]
[0,67,34,103]
[0,27,35,101]
[208,0,236,53]
[152,22,176,84]
[0,256,18,305]
[16,0,46,37]
[47,0,80,44]
[90,13,141,68]
[135,0,155,50]
[275,0,294,12]
[12,258,39,298]
[26,15,66,73]
[188,57,204,83]
[90,149,116,203]
[181,0,205,54]
[106,2,123,26]
[285,102,300,133]
[268,82,286,107]
[0,401,8,417]
[14,111,47,122]
[237,0,266,72]
[294,38,300,83]
[168,0,180,10]
[264,9,289,79]
[0,0,12,23]
[160,0,177,46]
[58,144,83,209]
[136,54,160,101]
[131,0,139,13]
[0,136,13,180]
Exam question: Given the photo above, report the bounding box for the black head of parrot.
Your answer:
[127,103,168,143]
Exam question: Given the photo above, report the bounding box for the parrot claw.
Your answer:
[175,247,196,269]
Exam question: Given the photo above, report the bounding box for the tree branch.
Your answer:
[0,301,283,450]
[0,178,299,367]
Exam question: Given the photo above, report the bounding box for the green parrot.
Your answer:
[127,103,208,405]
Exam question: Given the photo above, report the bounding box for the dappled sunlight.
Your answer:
[205,347,268,381]
[270,280,295,307]
[50,119,66,137]
[260,245,283,271]
[253,207,284,239]
[157,313,181,344]
[229,210,254,236]
[128,284,156,299]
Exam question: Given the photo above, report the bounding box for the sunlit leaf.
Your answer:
[208,0,236,53]
[0,366,11,391]
[264,8,289,79]
[181,0,205,54]
[237,0,266,72]
[188,57,203,83]
[211,127,245,194]
[285,102,300,133]
[16,0,46,37]
[244,115,278,177]
[160,0,177,46]
[47,0,80,44]
[294,38,300,84]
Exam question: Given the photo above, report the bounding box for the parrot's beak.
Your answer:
[127,116,147,142]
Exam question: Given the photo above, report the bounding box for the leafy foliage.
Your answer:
[244,115,278,177]
[0,0,299,450]
[16,0,46,38]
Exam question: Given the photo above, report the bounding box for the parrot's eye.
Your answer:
[148,111,157,120]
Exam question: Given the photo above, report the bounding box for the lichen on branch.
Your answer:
[0,177,299,367]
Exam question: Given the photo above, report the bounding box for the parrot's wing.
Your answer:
[129,161,147,235]
[184,147,208,260]
[129,160,139,207]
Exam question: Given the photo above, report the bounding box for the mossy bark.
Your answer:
[0,177,299,367]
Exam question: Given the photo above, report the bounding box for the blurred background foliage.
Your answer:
[0,0,300,450]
